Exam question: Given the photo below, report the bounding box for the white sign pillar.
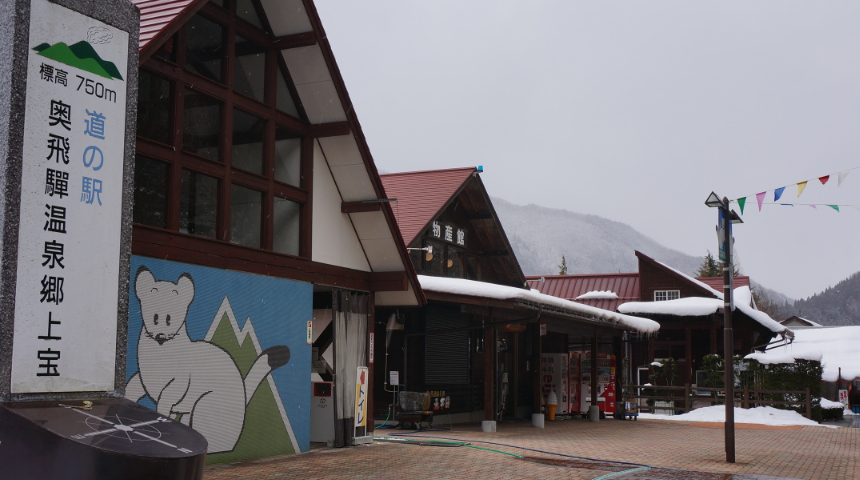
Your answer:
[0,0,138,400]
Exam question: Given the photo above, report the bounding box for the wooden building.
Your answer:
[528,251,791,388]
[125,0,423,461]
[376,168,658,429]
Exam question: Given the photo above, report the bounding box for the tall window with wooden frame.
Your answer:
[133,0,310,258]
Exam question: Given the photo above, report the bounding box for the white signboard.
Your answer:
[11,0,129,393]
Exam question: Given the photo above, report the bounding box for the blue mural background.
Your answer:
[126,255,312,452]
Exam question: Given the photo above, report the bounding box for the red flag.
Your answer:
[819,175,830,185]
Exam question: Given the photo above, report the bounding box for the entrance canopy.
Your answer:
[418,276,659,335]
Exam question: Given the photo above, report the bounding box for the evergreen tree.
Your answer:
[696,251,720,277]
[558,255,568,275]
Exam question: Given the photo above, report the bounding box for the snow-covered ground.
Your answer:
[638,406,832,427]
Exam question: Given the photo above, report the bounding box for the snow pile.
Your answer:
[417,275,660,334]
[575,290,619,300]
[617,286,787,334]
[820,398,844,410]
[639,406,825,427]
[618,297,722,316]
[733,286,787,333]
[748,326,860,382]
[650,361,663,367]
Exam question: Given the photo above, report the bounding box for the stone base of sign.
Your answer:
[532,413,545,428]
[0,0,138,402]
[481,420,497,432]
[588,405,600,422]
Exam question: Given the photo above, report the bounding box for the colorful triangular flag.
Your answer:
[810,204,817,209]
[756,192,766,211]
[827,205,840,212]
[737,197,746,215]
[838,170,850,186]
[774,187,785,201]
[819,175,830,185]
[797,181,807,197]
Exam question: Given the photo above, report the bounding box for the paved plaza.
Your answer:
[204,417,858,480]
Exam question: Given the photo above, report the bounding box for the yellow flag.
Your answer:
[796,181,807,197]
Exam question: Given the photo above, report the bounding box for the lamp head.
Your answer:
[705,192,725,208]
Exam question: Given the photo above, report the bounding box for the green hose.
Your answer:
[373,437,524,458]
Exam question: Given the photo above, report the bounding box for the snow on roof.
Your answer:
[417,275,659,334]
[617,286,787,334]
[655,259,724,299]
[575,290,619,301]
[746,326,860,382]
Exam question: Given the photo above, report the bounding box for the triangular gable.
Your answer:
[635,251,722,300]
[132,0,424,305]
[381,168,526,288]
[380,167,476,245]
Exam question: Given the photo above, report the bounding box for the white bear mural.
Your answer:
[125,266,295,454]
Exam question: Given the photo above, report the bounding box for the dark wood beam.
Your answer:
[370,271,409,292]
[465,212,493,220]
[481,250,509,257]
[271,31,317,50]
[133,225,376,291]
[307,121,350,138]
[341,201,381,213]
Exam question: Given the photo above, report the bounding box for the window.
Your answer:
[133,155,168,228]
[134,0,309,258]
[654,290,680,301]
[137,71,172,144]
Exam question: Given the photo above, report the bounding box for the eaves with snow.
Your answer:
[418,275,659,334]
[617,286,788,335]
[575,291,619,301]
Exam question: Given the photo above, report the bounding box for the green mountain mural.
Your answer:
[206,311,296,465]
[33,41,123,80]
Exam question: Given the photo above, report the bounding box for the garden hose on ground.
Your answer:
[379,432,653,479]
[373,437,523,458]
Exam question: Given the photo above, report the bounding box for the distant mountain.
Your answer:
[776,272,860,326]
[492,197,704,277]
[491,197,799,311]
[34,41,123,80]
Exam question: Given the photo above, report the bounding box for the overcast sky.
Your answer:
[315,1,860,300]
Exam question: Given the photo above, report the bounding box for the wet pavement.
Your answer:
[204,417,857,480]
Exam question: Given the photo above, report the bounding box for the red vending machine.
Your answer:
[570,352,616,415]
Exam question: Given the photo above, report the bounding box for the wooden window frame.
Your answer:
[654,290,680,302]
[134,0,312,259]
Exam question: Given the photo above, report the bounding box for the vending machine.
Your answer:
[569,352,616,415]
[540,353,569,415]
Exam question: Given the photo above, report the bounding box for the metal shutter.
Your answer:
[424,307,470,385]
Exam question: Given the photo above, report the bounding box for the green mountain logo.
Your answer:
[33,41,123,81]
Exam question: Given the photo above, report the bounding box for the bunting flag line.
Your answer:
[730,165,860,215]
[755,202,860,211]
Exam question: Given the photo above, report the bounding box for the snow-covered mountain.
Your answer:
[492,197,704,277]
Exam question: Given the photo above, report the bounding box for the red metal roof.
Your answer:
[380,167,477,245]
[525,273,640,312]
[696,276,750,290]
[131,0,203,55]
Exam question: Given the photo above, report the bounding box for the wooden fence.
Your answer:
[624,384,813,418]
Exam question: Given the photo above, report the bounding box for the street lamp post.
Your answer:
[705,192,742,464]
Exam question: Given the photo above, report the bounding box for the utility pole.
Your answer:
[705,192,742,464]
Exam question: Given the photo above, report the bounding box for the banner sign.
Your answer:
[354,366,368,428]
[11,0,129,393]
